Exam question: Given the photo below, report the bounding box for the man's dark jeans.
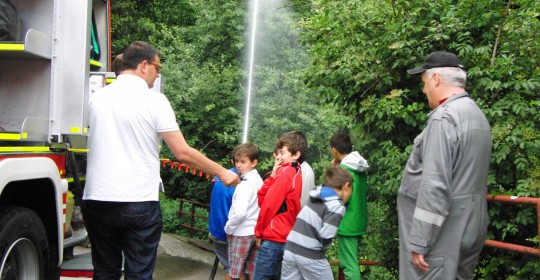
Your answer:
[82,200,162,280]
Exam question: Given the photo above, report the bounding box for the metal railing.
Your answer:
[177,198,210,239]
[486,194,540,257]
[178,194,540,279]
[175,199,218,280]
[176,197,380,279]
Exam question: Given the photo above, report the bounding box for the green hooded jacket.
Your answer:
[338,151,369,236]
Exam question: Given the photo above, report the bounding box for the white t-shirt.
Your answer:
[300,161,316,207]
[84,74,179,202]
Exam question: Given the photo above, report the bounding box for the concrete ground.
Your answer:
[61,233,226,280]
[155,233,226,280]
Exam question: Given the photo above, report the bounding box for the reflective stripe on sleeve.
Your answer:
[413,207,445,226]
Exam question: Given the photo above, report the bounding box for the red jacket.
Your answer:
[255,162,302,243]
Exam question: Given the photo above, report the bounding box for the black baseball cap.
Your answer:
[407,51,465,74]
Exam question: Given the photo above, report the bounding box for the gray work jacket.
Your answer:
[398,92,492,255]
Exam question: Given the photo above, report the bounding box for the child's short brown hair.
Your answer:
[330,132,353,154]
[324,165,353,190]
[276,131,307,163]
[233,143,259,162]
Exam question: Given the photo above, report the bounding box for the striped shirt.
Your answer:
[284,186,345,259]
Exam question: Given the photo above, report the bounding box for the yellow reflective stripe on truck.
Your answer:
[67,148,89,153]
[0,146,50,152]
[0,132,28,140]
[67,177,86,183]
[0,43,25,51]
[69,127,88,134]
[90,59,102,67]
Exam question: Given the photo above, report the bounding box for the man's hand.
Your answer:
[256,238,262,247]
[411,252,429,272]
[220,170,241,186]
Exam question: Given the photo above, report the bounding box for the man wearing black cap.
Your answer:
[397,51,492,279]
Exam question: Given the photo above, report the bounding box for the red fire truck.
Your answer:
[0,0,112,277]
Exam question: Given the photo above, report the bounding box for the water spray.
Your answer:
[242,0,260,143]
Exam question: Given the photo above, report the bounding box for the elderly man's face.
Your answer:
[421,72,439,109]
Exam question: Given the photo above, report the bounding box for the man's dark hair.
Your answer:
[330,132,353,154]
[276,131,307,163]
[233,143,259,162]
[122,41,160,70]
[112,53,124,76]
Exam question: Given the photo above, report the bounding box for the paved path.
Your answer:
[155,233,226,279]
[61,233,226,279]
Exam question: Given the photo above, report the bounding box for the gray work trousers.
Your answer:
[398,193,488,280]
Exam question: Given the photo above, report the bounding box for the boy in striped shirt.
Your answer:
[281,165,353,280]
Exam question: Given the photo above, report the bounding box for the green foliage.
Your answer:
[300,0,540,278]
[242,0,353,178]
[160,194,210,241]
[111,0,195,53]
[188,0,246,64]
[160,193,182,234]
[154,31,241,200]
[150,1,246,203]
[111,0,352,201]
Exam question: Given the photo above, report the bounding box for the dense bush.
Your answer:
[299,0,539,278]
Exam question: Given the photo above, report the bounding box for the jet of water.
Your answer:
[242,0,260,143]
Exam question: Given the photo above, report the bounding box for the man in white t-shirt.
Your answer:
[83,41,240,279]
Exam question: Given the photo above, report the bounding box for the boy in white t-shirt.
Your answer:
[225,143,264,280]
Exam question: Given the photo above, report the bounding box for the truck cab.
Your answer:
[0,0,110,277]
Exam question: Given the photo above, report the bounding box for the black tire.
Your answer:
[0,206,50,280]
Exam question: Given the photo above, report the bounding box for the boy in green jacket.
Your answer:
[330,132,369,280]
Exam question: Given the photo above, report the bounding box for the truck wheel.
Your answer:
[0,206,49,280]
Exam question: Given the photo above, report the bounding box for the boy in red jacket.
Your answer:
[253,131,306,280]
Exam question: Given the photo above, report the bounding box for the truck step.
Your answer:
[60,251,93,278]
